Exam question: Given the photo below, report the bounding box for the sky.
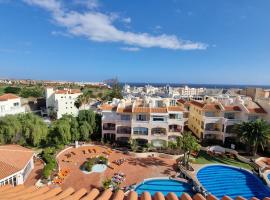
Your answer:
[0,0,270,85]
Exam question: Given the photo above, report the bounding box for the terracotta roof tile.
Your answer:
[0,185,269,200]
[224,106,241,112]
[0,93,19,101]
[117,105,133,113]
[100,104,117,111]
[133,107,150,113]
[55,89,81,94]
[150,107,167,113]
[0,145,34,179]
[177,99,186,104]
[167,106,184,112]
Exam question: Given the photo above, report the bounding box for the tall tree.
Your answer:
[236,119,270,155]
[0,115,21,144]
[19,113,48,146]
[177,132,200,168]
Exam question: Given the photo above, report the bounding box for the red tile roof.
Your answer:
[55,89,81,94]
[100,104,117,111]
[133,107,151,113]
[248,103,267,114]
[167,106,184,112]
[224,106,242,112]
[0,145,34,179]
[190,101,221,111]
[117,105,133,113]
[177,99,186,104]
[0,185,268,200]
[150,107,167,113]
[0,93,19,101]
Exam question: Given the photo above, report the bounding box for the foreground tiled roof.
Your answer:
[0,145,34,179]
[190,101,221,111]
[0,185,269,200]
[100,104,117,111]
[0,93,19,101]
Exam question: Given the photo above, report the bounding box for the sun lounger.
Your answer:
[82,150,86,154]
[71,152,76,155]
[88,149,92,153]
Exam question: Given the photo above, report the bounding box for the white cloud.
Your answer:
[122,17,131,24]
[121,47,140,52]
[75,0,100,9]
[23,0,207,50]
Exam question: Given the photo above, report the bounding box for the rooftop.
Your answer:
[0,184,268,200]
[0,93,20,101]
[0,145,34,179]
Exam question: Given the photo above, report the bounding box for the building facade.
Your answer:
[0,93,25,117]
[186,96,267,143]
[101,98,188,147]
[45,88,82,119]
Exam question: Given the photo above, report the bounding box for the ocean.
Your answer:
[120,82,270,89]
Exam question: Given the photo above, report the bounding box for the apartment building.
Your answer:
[45,88,82,119]
[100,98,188,147]
[178,86,205,97]
[0,93,25,117]
[186,96,267,143]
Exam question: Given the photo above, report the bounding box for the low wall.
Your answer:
[128,152,183,159]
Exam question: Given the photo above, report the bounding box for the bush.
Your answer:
[42,163,55,179]
[97,156,108,165]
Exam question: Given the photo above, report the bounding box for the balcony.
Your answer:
[223,118,242,126]
[116,126,131,135]
[203,116,223,124]
[103,123,116,131]
[169,125,182,133]
[151,127,166,136]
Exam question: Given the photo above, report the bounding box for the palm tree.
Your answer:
[235,119,270,156]
[75,91,93,109]
[177,132,200,168]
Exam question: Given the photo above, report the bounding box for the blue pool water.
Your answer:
[197,165,270,199]
[135,178,193,196]
[92,164,107,173]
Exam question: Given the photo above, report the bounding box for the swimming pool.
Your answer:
[135,178,194,196]
[197,165,270,199]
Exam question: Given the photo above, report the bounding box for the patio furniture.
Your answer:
[71,152,76,156]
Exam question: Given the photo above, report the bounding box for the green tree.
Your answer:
[129,139,138,152]
[0,115,21,144]
[50,118,71,145]
[4,86,21,94]
[235,119,270,156]
[19,113,48,146]
[79,121,92,141]
[102,178,113,189]
[75,90,93,109]
[177,132,200,168]
[78,110,96,129]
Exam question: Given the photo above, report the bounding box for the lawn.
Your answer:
[0,86,6,95]
[192,151,252,170]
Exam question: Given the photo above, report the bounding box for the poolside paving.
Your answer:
[57,145,177,191]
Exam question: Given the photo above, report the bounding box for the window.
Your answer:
[169,100,176,106]
[152,115,166,121]
[248,115,258,121]
[121,115,130,121]
[205,112,215,117]
[133,127,148,135]
[13,102,19,107]
[136,115,147,121]
[169,114,181,120]
[224,113,235,119]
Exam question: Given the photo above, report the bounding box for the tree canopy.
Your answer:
[235,119,270,155]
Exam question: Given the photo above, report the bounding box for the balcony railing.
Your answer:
[169,128,181,132]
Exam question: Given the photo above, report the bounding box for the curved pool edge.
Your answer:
[196,164,270,198]
[262,170,270,187]
[134,177,193,196]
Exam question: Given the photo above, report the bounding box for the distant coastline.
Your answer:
[120,82,270,89]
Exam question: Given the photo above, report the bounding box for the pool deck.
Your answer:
[56,145,177,192]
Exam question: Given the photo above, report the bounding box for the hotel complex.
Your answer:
[45,88,82,119]
[101,97,188,147]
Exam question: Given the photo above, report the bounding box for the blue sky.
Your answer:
[0,0,270,84]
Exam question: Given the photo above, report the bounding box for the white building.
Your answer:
[0,145,34,186]
[45,88,82,119]
[178,86,205,97]
[100,97,188,147]
[0,93,25,117]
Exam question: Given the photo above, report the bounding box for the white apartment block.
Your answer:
[100,97,188,147]
[178,86,205,97]
[0,94,25,117]
[45,88,82,119]
[187,95,267,143]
